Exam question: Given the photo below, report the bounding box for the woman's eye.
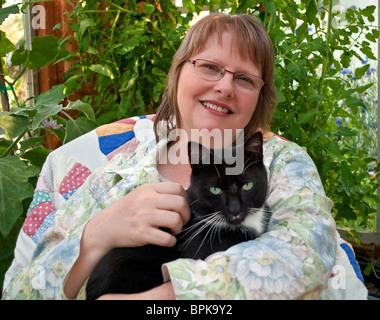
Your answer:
[201,63,219,72]
[242,182,254,191]
[209,187,222,195]
[236,74,254,84]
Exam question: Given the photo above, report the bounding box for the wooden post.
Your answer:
[35,0,77,94]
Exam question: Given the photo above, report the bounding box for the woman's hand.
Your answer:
[64,182,190,299]
[86,181,191,252]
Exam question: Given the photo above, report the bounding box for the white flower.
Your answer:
[227,237,304,297]
[283,154,324,194]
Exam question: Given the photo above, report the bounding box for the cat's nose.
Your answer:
[228,198,241,217]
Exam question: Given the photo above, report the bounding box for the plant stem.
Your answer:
[4,78,21,109]
[266,6,277,33]
[0,128,28,158]
[60,109,75,122]
[318,0,333,95]
[9,51,31,87]
[103,0,132,14]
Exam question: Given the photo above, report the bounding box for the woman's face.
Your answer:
[176,31,262,143]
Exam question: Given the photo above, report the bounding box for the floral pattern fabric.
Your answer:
[2,117,368,300]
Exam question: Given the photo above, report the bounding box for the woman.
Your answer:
[2,13,367,300]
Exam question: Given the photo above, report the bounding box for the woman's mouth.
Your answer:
[201,101,232,114]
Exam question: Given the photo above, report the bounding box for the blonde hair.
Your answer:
[153,13,277,140]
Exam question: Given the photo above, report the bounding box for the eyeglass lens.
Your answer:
[192,59,264,92]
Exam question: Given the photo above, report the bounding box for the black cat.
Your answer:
[86,132,271,300]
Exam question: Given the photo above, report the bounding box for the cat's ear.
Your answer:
[187,141,212,171]
[244,131,263,158]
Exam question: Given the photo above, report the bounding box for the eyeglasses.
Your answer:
[186,59,265,93]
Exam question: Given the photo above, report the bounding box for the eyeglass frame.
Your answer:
[186,58,265,92]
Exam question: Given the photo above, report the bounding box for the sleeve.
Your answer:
[1,129,104,299]
[2,115,154,299]
[163,140,337,300]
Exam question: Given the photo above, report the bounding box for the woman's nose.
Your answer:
[214,72,235,98]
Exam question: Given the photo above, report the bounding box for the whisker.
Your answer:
[208,215,226,250]
[188,199,199,206]
[242,159,261,174]
[191,216,222,257]
[178,212,221,250]
[177,212,219,239]
[241,226,256,239]
[243,154,255,167]
[179,212,218,233]
[213,163,221,179]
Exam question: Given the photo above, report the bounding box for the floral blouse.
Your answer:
[2,115,367,300]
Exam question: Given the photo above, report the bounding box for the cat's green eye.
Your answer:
[242,182,254,191]
[209,187,222,195]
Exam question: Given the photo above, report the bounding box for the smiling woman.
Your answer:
[154,13,277,143]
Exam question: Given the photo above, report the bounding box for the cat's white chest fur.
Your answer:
[241,206,269,234]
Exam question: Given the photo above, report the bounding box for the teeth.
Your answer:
[202,102,230,114]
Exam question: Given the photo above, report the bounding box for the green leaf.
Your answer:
[119,37,140,54]
[64,117,97,144]
[0,4,19,25]
[151,67,166,77]
[360,46,376,60]
[336,126,357,137]
[287,59,306,82]
[152,82,164,102]
[79,18,96,38]
[34,84,67,108]
[0,157,38,237]
[307,94,330,102]
[339,162,354,196]
[361,5,376,19]
[365,32,377,43]
[64,100,95,121]
[0,113,29,139]
[306,0,318,24]
[355,82,374,94]
[89,64,115,79]
[326,141,341,157]
[21,146,50,169]
[295,22,308,44]
[0,31,15,57]
[371,29,379,40]
[143,3,155,15]
[10,48,29,65]
[19,137,43,153]
[78,30,90,53]
[310,38,328,57]
[0,138,11,155]
[262,0,275,13]
[363,260,375,277]
[354,63,370,79]
[340,51,351,68]
[296,109,317,125]
[28,36,60,69]
[309,128,326,142]
[31,104,63,130]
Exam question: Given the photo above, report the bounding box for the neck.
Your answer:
[263,131,274,140]
[157,140,192,189]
